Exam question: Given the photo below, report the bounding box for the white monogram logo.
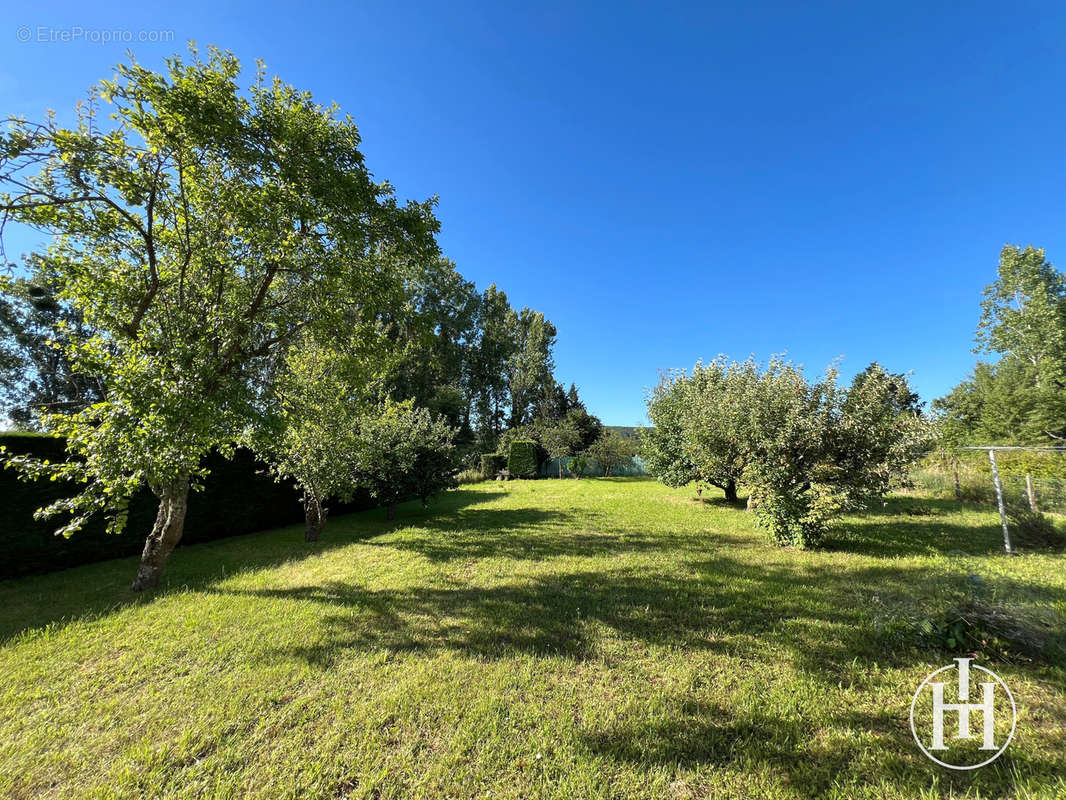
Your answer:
[910,658,1016,770]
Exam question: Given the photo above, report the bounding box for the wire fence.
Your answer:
[910,448,1066,553]
[911,466,1066,514]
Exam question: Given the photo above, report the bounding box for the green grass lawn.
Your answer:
[1,478,1064,799]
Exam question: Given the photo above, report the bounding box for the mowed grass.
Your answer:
[1,478,1064,800]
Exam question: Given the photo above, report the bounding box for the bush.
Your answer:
[507,440,538,478]
[480,453,507,480]
[457,468,483,485]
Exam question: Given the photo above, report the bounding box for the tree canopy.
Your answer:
[0,48,439,588]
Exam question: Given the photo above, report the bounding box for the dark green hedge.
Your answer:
[0,433,376,580]
[507,440,538,478]
[480,453,507,479]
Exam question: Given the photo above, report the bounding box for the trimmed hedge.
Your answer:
[507,440,538,478]
[0,433,376,580]
[480,453,507,479]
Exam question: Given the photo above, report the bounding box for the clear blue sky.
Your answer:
[3,1,1066,425]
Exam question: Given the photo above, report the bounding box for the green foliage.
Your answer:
[977,245,1066,385]
[641,371,700,489]
[935,358,1066,446]
[565,407,604,451]
[675,358,765,499]
[541,418,582,476]
[585,432,639,477]
[745,360,933,547]
[256,334,382,538]
[0,47,438,584]
[507,309,557,428]
[507,439,538,478]
[1005,500,1065,550]
[647,356,933,546]
[568,454,590,478]
[480,453,507,479]
[909,575,1063,664]
[351,399,458,511]
[457,468,484,485]
[0,432,376,579]
[937,244,1066,445]
[0,271,104,429]
[380,256,480,438]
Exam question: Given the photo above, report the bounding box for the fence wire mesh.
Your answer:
[910,448,1066,552]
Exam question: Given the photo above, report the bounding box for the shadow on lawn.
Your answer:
[211,553,1066,673]
[1,485,1046,647]
[825,495,1008,558]
[579,694,1062,800]
[209,551,1066,799]
[0,487,509,642]
[372,503,740,563]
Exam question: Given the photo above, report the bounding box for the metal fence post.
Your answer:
[988,449,1013,555]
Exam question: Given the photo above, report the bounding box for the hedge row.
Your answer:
[0,433,376,580]
[507,440,538,478]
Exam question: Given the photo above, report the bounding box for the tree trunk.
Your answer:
[1026,472,1038,512]
[304,493,327,542]
[131,476,191,591]
[558,459,563,479]
[746,494,757,512]
[953,469,961,502]
[724,480,738,503]
[386,503,395,521]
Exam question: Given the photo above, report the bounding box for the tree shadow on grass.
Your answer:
[824,496,1008,558]
[0,487,508,643]
[204,554,1066,796]
[579,695,1064,800]
[374,503,733,563]
[211,553,1066,676]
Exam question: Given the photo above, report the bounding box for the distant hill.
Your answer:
[605,425,642,440]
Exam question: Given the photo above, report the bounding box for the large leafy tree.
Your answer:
[382,256,479,435]
[0,268,104,427]
[507,308,556,428]
[937,245,1066,446]
[642,361,748,500]
[468,284,517,448]
[680,358,759,502]
[742,359,932,546]
[977,245,1066,388]
[641,369,701,490]
[645,357,931,545]
[0,48,438,589]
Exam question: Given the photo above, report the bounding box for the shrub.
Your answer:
[481,453,507,480]
[1006,501,1065,550]
[457,468,483,485]
[569,455,589,478]
[507,440,538,478]
[350,400,458,518]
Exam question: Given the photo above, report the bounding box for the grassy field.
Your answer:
[1,478,1064,799]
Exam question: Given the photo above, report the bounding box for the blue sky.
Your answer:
[3,1,1066,425]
